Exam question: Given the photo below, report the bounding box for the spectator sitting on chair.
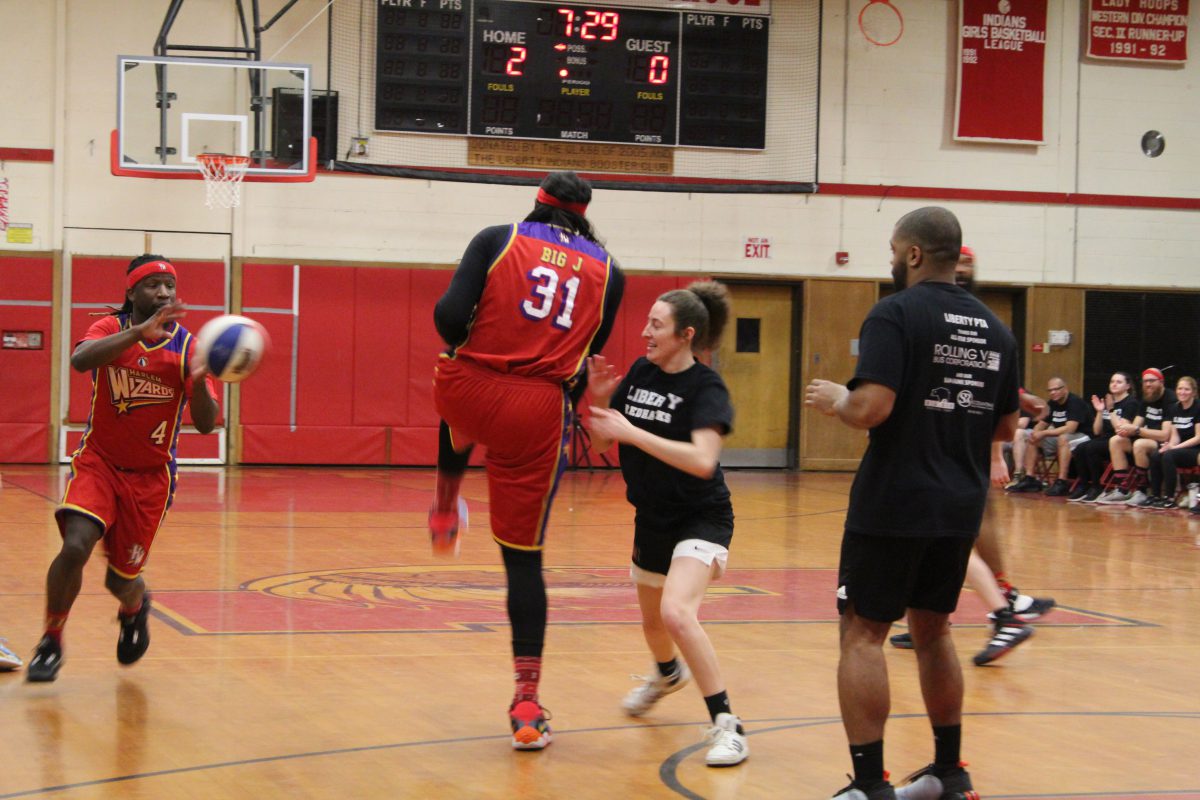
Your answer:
[1070,371,1138,503]
[1145,376,1200,509]
[1105,368,1174,507]
[1004,398,1048,485]
[1007,377,1090,495]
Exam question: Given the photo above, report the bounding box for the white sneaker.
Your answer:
[895,775,945,800]
[1124,490,1149,507]
[1096,489,1132,505]
[0,638,22,671]
[621,661,691,716]
[704,713,748,766]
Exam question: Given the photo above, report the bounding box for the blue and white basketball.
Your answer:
[194,314,268,383]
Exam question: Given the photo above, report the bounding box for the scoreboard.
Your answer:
[374,0,770,149]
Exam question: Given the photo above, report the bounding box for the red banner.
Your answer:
[1087,0,1188,63]
[955,0,1048,144]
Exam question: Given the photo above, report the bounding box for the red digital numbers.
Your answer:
[507,46,527,75]
[558,8,619,40]
[648,54,668,84]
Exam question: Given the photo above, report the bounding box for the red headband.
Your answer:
[1142,368,1164,381]
[960,246,975,257]
[127,260,177,289]
[536,188,588,216]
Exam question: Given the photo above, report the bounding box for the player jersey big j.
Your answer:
[452,222,617,382]
[76,314,199,471]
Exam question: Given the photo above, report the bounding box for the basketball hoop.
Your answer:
[196,153,251,209]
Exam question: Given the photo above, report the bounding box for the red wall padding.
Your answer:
[241,425,388,464]
[0,256,52,461]
[63,429,220,460]
[233,265,697,465]
[16,260,692,466]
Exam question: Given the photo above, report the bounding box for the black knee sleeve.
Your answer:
[438,420,472,473]
[501,546,546,658]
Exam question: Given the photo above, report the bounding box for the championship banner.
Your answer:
[1087,0,1188,63]
[955,0,1048,144]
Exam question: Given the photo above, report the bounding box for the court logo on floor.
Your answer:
[150,566,1138,635]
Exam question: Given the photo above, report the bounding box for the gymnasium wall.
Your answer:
[3,2,1200,281]
[3,0,1200,464]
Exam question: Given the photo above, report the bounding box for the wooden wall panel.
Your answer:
[800,280,877,470]
[1025,286,1085,396]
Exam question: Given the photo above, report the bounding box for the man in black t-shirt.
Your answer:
[1008,378,1090,495]
[807,207,1020,800]
[1108,367,1175,507]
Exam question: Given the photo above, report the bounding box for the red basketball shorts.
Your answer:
[56,445,174,578]
[434,357,572,550]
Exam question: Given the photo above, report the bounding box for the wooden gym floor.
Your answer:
[0,465,1197,799]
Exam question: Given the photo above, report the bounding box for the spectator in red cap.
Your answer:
[1101,367,1174,507]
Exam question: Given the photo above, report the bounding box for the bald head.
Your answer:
[894,207,962,271]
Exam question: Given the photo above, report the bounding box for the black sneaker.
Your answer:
[1065,484,1091,501]
[974,610,1033,666]
[1004,587,1056,622]
[896,762,978,800]
[26,636,63,683]
[117,594,152,665]
[1044,479,1072,497]
[889,632,914,649]
[1006,475,1043,493]
[1149,496,1178,510]
[831,778,897,799]
[1079,486,1104,503]
[1133,494,1161,509]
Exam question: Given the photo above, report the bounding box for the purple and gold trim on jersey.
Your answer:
[494,384,573,552]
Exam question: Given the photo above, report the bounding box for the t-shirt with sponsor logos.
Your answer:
[1097,395,1140,436]
[613,357,733,525]
[1166,399,1200,443]
[1138,391,1175,430]
[845,281,1020,538]
[1045,392,1090,432]
[75,313,207,471]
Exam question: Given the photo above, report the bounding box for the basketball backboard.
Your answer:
[112,55,316,182]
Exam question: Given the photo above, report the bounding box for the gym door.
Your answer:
[713,283,796,468]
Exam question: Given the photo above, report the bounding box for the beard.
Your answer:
[955,273,975,293]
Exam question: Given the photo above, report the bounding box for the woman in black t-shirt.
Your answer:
[1149,376,1200,508]
[1073,372,1138,503]
[586,281,748,768]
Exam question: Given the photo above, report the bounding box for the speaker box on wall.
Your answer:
[272,88,339,164]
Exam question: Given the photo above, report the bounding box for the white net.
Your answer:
[197,154,251,209]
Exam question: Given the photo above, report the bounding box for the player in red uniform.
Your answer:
[26,255,218,682]
[430,172,624,749]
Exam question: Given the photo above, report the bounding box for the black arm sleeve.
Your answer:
[567,262,625,405]
[433,225,512,346]
[590,261,625,357]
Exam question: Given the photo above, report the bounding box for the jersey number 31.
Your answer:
[522,266,580,330]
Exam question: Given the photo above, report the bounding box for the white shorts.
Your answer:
[630,538,729,588]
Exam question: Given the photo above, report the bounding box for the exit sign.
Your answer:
[744,237,771,258]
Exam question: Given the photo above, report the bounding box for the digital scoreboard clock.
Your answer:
[374,0,769,149]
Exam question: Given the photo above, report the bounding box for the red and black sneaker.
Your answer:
[429,496,468,558]
[509,700,553,750]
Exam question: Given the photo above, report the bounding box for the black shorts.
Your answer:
[837,531,974,623]
[632,509,734,577]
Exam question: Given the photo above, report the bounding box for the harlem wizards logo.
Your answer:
[106,366,175,414]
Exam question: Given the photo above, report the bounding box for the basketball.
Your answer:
[194,314,268,383]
